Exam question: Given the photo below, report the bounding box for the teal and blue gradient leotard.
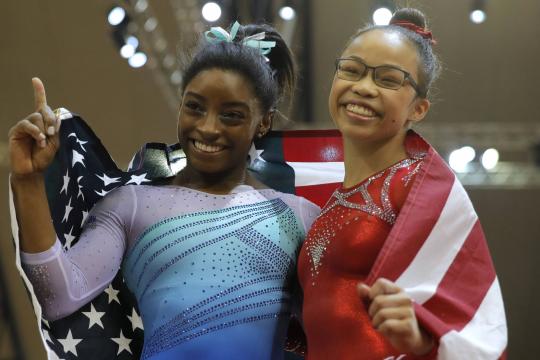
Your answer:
[21,184,320,359]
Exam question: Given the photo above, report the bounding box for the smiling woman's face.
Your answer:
[329,29,429,144]
[177,68,270,177]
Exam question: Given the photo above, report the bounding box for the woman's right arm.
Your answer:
[9,78,127,321]
[9,78,60,253]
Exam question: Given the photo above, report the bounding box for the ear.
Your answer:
[408,97,430,125]
[258,110,274,137]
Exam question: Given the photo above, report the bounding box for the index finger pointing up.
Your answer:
[32,77,48,110]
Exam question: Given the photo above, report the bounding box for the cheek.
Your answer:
[328,84,340,113]
[176,116,190,142]
[328,78,339,99]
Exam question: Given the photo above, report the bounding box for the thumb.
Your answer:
[357,283,371,299]
[32,77,48,110]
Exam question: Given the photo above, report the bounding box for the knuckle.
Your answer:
[403,297,413,306]
[27,112,43,123]
[378,309,390,322]
[372,296,384,309]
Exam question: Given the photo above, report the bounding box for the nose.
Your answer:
[350,70,378,97]
[197,112,221,140]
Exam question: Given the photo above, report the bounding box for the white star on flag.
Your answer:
[60,170,70,195]
[126,173,150,185]
[111,330,132,355]
[72,149,86,168]
[68,132,88,152]
[81,210,89,225]
[58,330,82,356]
[104,284,120,304]
[95,189,110,197]
[82,304,106,329]
[97,173,121,187]
[77,176,85,200]
[127,307,144,331]
[63,226,76,250]
[248,144,264,164]
[62,197,73,223]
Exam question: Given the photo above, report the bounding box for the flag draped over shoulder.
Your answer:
[258,130,507,359]
[9,111,506,359]
[10,110,148,360]
[365,133,508,359]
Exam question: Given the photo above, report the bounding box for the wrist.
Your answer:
[10,172,45,184]
[10,173,46,193]
[413,329,435,356]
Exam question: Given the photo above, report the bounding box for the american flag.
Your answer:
[269,130,507,359]
[9,109,506,359]
[10,110,148,359]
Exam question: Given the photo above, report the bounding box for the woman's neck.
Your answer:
[172,165,250,195]
[342,132,409,188]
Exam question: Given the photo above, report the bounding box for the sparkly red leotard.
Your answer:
[298,155,424,360]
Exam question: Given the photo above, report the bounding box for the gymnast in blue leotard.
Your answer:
[10,22,319,359]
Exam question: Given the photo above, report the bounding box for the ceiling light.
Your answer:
[108,7,126,26]
[120,44,136,58]
[470,0,487,24]
[481,148,499,170]
[449,146,476,173]
[279,6,296,21]
[470,10,486,24]
[201,2,221,22]
[128,52,148,68]
[372,7,392,25]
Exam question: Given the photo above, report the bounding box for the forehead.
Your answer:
[185,68,256,103]
[343,29,419,74]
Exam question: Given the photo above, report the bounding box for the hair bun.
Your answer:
[390,8,427,29]
[237,23,296,98]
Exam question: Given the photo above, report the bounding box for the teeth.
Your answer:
[346,104,376,117]
[193,140,224,153]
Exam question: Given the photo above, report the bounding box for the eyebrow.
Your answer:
[184,91,250,110]
[345,55,406,71]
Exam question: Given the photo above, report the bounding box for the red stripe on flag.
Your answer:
[282,130,343,162]
[367,151,455,283]
[295,183,341,208]
[421,220,496,331]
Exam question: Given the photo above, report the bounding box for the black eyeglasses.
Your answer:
[335,58,425,97]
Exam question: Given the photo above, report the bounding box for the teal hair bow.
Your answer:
[204,21,276,60]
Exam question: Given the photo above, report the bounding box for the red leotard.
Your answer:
[298,156,424,360]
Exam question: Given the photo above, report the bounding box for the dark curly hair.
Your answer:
[181,23,296,114]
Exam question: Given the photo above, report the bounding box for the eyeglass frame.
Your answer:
[334,57,426,98]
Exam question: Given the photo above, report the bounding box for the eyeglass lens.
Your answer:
[337,59,406,90]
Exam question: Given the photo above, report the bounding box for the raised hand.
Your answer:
[357,278,434,356]
[8,77,61,177]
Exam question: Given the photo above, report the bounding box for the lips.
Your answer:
[192,139,225,153]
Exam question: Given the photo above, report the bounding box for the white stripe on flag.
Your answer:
[396,178,478,304]
[287,161,344,186]
[438,278,507,360]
